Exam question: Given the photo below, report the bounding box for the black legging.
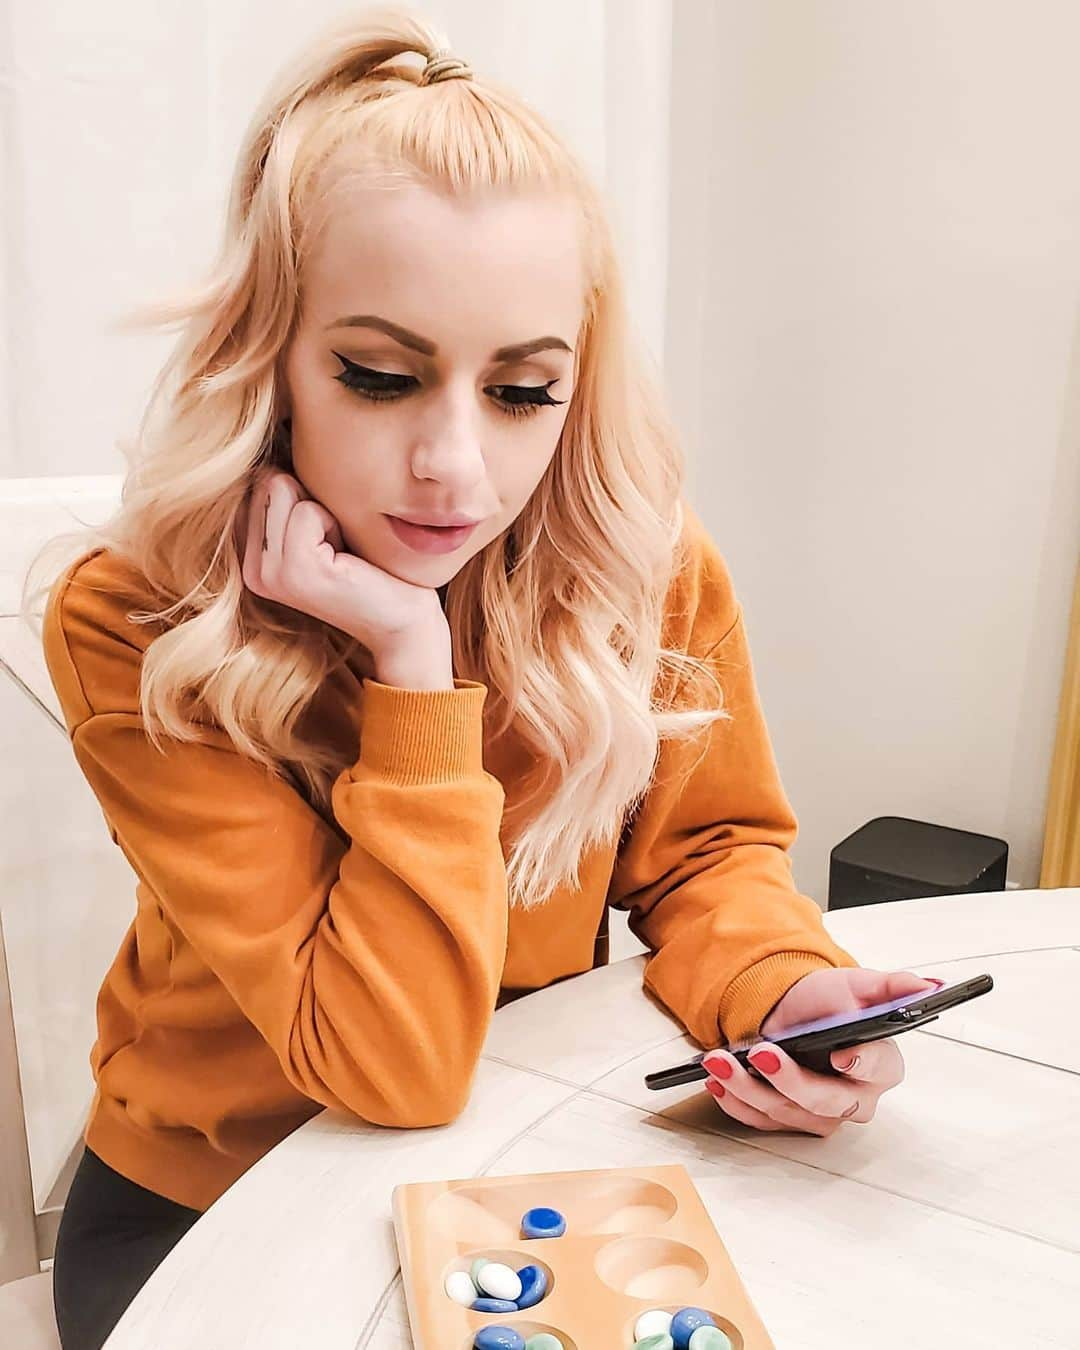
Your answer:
[51,1145,203,1350]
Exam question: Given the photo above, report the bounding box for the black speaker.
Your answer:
[828,815,1008,910]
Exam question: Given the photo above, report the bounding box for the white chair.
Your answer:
[0,907,82,1347]
[0,476,123,1347]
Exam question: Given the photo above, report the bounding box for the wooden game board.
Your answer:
[391,1162,775,1348]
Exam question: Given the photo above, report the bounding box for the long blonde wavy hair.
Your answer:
[22,5,731,911]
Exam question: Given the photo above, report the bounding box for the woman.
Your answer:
[23,9,933,1348]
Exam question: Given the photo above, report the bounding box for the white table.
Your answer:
[99,886,1080,1350]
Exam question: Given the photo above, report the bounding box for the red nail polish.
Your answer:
[705,1080,725,1098]
[703,1054,733,1080]
[750,1050,781,1075]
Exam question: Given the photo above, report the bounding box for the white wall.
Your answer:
[0,0,670,477]
[666,0,1080,900]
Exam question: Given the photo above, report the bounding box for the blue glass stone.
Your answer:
[520,1207,566,1239]
[471,1298,519,1313]
[473,1327,526,1350]
[670,1308,717,1350]
[514,1264,548,1310]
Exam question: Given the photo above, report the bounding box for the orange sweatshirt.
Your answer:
[41,503,857,1212]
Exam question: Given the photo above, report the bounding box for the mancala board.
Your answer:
[391,1162,775,1348]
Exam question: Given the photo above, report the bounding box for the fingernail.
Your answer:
[703,1054,733,1080]
[842,1100,860,1118]
[837,1054,860,1072]
[749,1050,781,1075]
[705,1080,725,1098]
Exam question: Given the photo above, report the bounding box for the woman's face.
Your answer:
[279,179,585,585]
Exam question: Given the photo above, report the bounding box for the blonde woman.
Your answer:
[23,10,933,1348]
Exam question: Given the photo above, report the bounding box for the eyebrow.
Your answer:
[323,313,573,363]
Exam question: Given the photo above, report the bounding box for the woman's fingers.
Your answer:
[842,1096,878,1125]
[704,1080,788,1132]
[242,471,311,597]
[702,1048,860,1132]
[748,1042,871,1117]
[701,1038,906,1135]
[704,1078,846,1137]
[263,473,304,568]
[831,1037,905,1089]
[283,497,344,562]
[241,475,270,593]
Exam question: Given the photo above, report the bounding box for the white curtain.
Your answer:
[0,0,673,480]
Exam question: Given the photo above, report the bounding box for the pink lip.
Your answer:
[385,515,478,554]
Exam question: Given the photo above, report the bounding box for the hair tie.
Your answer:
[418,47,474,87]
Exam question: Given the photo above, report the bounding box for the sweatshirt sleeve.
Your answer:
[42,556,509,1129]
[606,518,859,1050]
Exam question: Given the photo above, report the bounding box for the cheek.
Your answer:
[288,434,382,536]
[501,414,563,481]
[291,376,352,442]
[511,436,561,500]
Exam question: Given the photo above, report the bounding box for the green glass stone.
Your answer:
[469,1256,490,1286]
[688,1328,734,1350]
[524,1337,564,1350]
[634,1336,675,1350]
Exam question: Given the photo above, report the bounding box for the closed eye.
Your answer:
[331,352,568,420]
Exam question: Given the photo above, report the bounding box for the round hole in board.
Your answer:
[429,1175,679,1243]
[443,1248,556,1310]
[622,1307,745,1349]
[594,1235,708,1301]
[459,1324,578,1350]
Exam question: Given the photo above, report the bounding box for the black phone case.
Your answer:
[644,973,994,1089]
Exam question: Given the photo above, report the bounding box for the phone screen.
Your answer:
[748,977,947,1044]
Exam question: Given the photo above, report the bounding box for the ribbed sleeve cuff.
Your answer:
[717,951,849,1047]
[357,677,488,784]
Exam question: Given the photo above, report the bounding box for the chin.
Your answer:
[348,513,491,582]
[364,541,465,588]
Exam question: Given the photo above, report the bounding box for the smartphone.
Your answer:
[644,973,994,1089]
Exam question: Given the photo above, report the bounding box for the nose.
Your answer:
[410,434,486,494]
[408,409,487,493]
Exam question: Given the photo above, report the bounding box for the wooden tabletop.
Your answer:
[99,885,1080,1350]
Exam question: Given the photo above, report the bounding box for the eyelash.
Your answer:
[331,352,568,420]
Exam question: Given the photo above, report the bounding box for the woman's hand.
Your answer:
[239,470,451,657]
[701,967,939,1136]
